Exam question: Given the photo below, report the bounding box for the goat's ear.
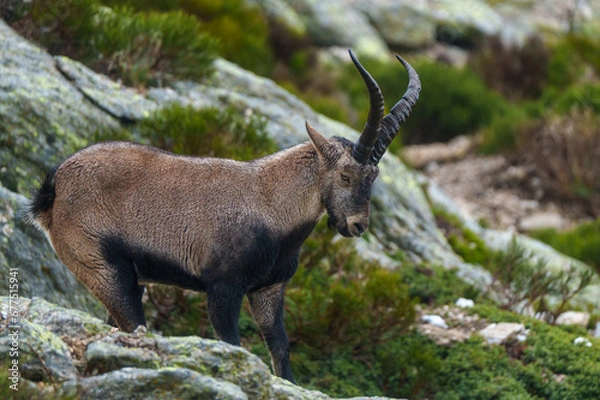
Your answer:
[305,121,330,158]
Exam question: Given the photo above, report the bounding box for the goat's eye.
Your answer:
[340,174,350,183]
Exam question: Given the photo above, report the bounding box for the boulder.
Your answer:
[479,322,526,345]
[0,20,118,195]
[247,0,307,38]
[353,1,437,49]
[277,0,389,61]
[518,211,566,232]
[555,311,591,327]
[62,367,249,400]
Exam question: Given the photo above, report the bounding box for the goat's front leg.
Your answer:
[206,283,245,345]
[248,282,294,383]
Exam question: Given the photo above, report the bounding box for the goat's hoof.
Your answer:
[133,325,147,334]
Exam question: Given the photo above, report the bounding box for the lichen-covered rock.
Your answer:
[247,0,307,38]
[0,308,78,382]
[354,0,437,49]
[54,56,158,122]
[0,21,118,195]
[26,297,110,338]
[62,367,249,400]
[85,342,162,374]
[1,296,399,399]
[277,0,389,61]
[156,336,272,400]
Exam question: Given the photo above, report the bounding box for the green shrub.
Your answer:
[483,239,595,319]
[95,7,218,85]
[523,322,600,399]
[181,0,276,77]
[401,263,480,307]
[288,222,417,356]
[478,104,532,154]
[547,34,600,89]
[138,104,276,159]
[531,219,600,274]
[18,0,218,86]
[542,83,600,114]
[101,0,277,77]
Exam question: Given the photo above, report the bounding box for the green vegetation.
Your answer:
[20,0,218,86]
[532,219,600,274]
[100,0,278,77]
[433,207,595,320]
[433,207,494,266]
[137,103,277,159]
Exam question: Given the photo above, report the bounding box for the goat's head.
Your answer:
[306,49,421,238]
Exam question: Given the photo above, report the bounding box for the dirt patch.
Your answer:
[410,147,592,231]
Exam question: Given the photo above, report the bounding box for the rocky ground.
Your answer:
[403,138,593,233]
[0,296,393,400]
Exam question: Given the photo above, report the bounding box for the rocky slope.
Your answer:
[1,4,599,398]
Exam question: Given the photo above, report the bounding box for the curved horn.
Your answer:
[348,49,385,164]
[370,55,421,165]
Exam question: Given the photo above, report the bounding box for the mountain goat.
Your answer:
[27,50,420,383]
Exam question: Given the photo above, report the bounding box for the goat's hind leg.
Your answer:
[67,253,146,332]
[105,284,145,329]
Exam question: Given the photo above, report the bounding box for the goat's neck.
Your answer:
[257,143,325,233]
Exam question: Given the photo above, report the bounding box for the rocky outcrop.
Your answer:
[0,296,394,400]
[253,0,600,58]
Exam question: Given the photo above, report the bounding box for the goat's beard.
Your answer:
[325,204,338,231]
[326,210,352,237]
[327,214,337,231]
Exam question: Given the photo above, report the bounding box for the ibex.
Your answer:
[27,50,420,383]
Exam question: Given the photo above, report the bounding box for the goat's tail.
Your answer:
[25,165,59,231]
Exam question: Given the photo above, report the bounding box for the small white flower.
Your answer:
[573,337,592,347]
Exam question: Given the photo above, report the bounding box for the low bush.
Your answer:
[478,104,533,154]
[470,35,550,101]
[542,83,600,114]
[515,109,600,215]
[482,239,595,320]
[137,104,276,159]
[14,0,218,86]
[401,263,480,307]
[101,0,277,77]
[531,219,600,274]
[547,34,600,89]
